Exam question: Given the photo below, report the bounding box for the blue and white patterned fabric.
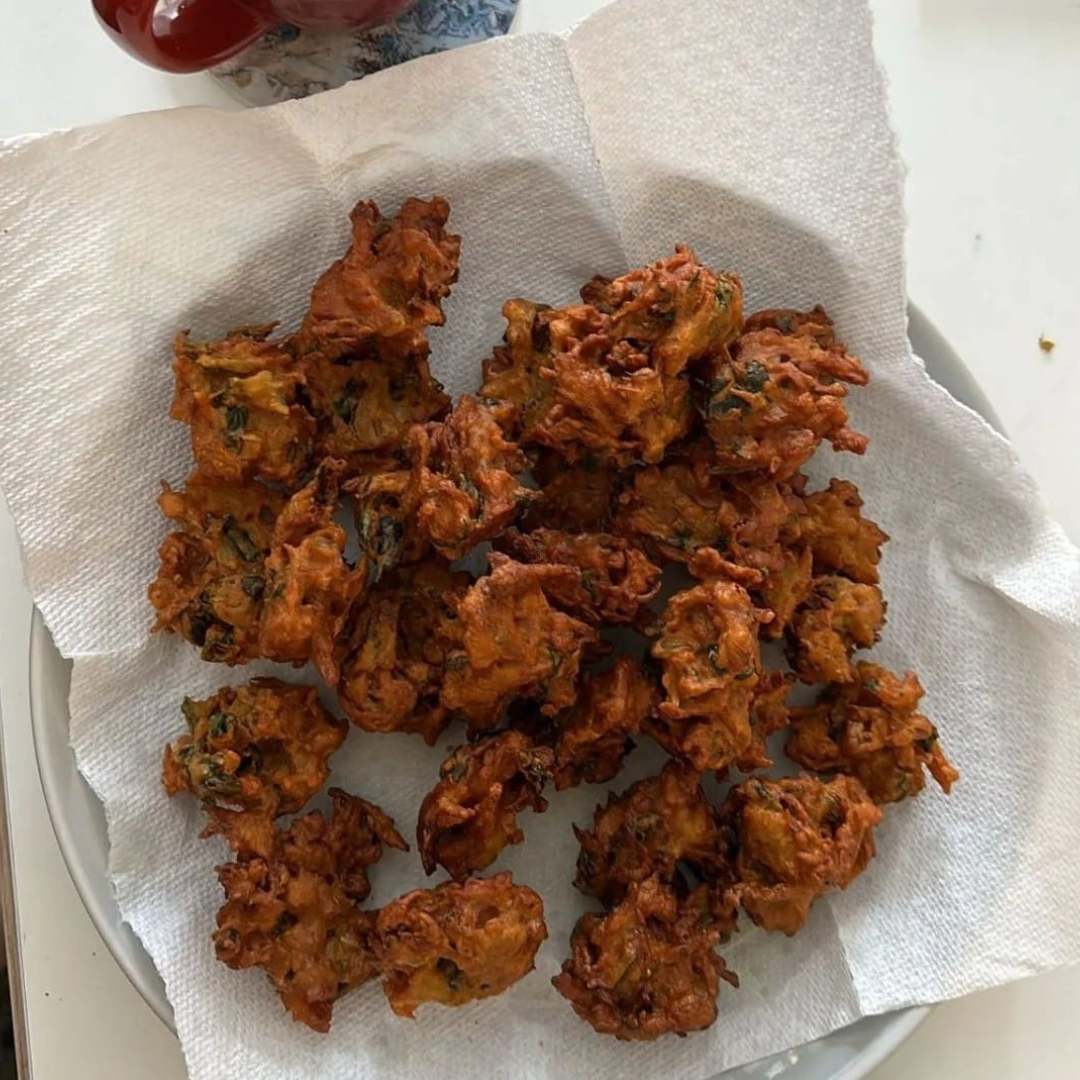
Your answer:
[213,0,519,105]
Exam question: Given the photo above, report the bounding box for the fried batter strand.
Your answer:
[703,313,869,477]
[337,559,470,744]
[417,731,554,879]
[441,555,599,731]
[553,876,737,1041]
[574,761,729,908]
[497,528,662,625]
[162,679,346,815]
[798,479,889,584]
[647,576,764,772]
[723,774,881,935]
[374,872,547,1017]
[213,788,407,1032]
[171,324,315,488]
[149,471,284,664]
[550,658,656,790]
[787,662,959,803]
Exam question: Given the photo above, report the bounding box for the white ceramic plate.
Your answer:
[30,305,1002,1078]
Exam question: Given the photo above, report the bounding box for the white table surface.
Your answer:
[0,1,1078,1078]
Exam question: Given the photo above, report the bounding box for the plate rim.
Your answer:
[29,303,1003,1073]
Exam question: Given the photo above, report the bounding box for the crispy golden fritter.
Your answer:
[149,471,284,664]
[170,325,315,488]
[497,528,662,625]
[374,872,547,1018]
[550,658,657,790]
[756,546,814,637]
[337,559,470,744]
[723,774,881,935]
[787,662,959,803]
[440,555,599,731]
[797,478,889,584]
[553,875,737,1041]
[647,577,763,772]
[574,761,728,908]
[733,670,794,773]
[703,318,869,477]
[482,249,742,466]
[213,788,407,1032]
[787,576,886,684]
[259,460,365,686]
[162,679,346,816]
[417,731,554,879]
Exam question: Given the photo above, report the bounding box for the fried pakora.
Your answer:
[549,658,656,790]
[797,478,888,584]
[294,197,458,467]
[574,761,728,908]
[170,324,315,488]
[374,872,547,1018]
[723,774,881,935]
[440,554,599,731]
[786,576,886,684]
[259,459,365,686]
[520,450,622,534]
[497,528,662,625]
[553,875,737,1041]
[756,545,814,637]
[482,248,743,466]
[149,470,284,664]
[787,662,959,803]
[162,678,346,816]
[336,558,470,744]
[213,788,407,1032]
[733,670,794,773]
[417,731,554,879]
[647,576,764,772]
[703,314,869,477]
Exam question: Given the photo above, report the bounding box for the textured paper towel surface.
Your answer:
[2,1,1080,1078]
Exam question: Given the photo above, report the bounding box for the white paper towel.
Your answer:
[1,1,1079,1078]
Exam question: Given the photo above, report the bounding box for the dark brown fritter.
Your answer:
[149,471,284,664]
[496,528,662,625]
[170,324,316,488]
[797,478,889,585]
[213,788,407,1033]
[647,575,764,772]
[336,559,470,744]
[722,774,882,935]
[374,872,547,1018]
[520,450,623,534]
[702,315,869,477]
[787,661,959,803]
[440,554,600,731]
[786,576,886,684]
[417,731,554,880]
[574,761,731,910]
[162,678,346,816]
[553,875,738,1041]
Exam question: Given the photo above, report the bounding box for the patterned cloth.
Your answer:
[212,0,519,105]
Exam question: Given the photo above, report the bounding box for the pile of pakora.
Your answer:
[150,196,958,1040]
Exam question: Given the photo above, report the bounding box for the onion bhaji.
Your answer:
[293,197,458,468]
[482,248,743,466]
[647,576,764,772]
[574,761,730,910]
[497,528,662,625]
[170,324,315,488]
[162,678,346,815]
[553,875,738,1041]
[440,555,599,731]
[787,576,886,684]
[520,450,623,534]
[722,774,882,935]
[213,788,407,1032]
[417,731,554,879]
[703,311,869,477]
[734,670,794,773]
[374,872,547,1018]
[787,662,959,803]
[336,558,470,743]
[798,478,889,584]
